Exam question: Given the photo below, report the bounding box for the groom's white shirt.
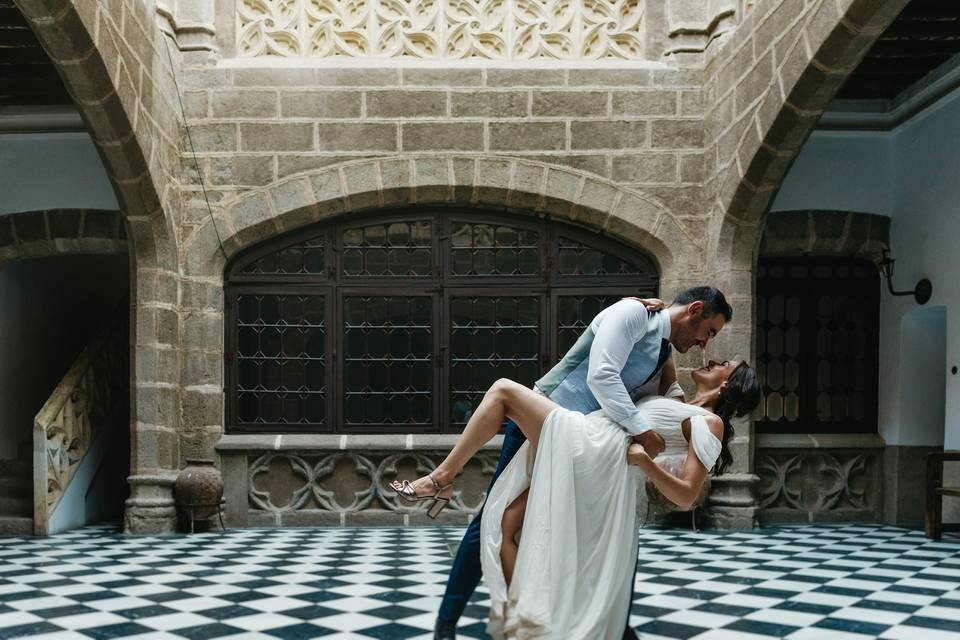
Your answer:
[586,300,672,435]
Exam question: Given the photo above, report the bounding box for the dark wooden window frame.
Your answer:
[756,256,880,435]
[225,206,659,434]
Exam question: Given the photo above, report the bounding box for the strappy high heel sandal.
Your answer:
[390,474,453,519]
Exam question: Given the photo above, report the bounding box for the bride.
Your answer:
[391,359,760,639]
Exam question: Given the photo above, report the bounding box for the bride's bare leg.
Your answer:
[500,489,528,586]
[393,379,558,496]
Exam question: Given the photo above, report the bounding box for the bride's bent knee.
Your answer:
[488,378,522,402]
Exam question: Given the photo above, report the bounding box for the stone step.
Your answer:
[0,475,30,498]
[0,516,32,536]
[0,495,32,517]
[0,458,31,478]
[0,459,32,501]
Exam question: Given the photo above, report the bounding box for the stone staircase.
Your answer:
[0,456,33,535]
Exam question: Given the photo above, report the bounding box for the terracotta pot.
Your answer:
[174,458,223,521]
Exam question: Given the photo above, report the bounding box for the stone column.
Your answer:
[124,265,182,534]
[702,263,761,529]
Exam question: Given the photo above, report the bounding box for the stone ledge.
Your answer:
[215,433,505,452]
[757,433,885,449]
[760,508,878,525]
[245,508,476,528]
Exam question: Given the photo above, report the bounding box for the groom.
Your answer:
[434,286,733,639]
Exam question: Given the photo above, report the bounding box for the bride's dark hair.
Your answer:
[711,362,762,476]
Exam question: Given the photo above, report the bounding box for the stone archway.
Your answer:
[759,210,890,261]
[185,154,719,527]
[14,0,185,533]
[177,156,701,442]
[190,156,694,282]
[0,209,127,267]
[706,0,908,279]
[679,0,910,527]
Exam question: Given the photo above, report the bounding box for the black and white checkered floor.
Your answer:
[1,524,959,639]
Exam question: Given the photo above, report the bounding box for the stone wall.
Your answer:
[692,0,908,527]
[760,210,890,260]
[753,209,917,526]
[12,0,913,532]
[172,59,722,524]
[177,65,710,236]
[17,0,187,533]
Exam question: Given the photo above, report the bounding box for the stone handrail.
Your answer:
[32,307,127,535]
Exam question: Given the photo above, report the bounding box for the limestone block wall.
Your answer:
[176,65,709,231]
[173,56,724,525]
[16,0,189,533]
[689,0,908,527]
[12,0,911,531]
[183,152,705,526]
[168,0,904,530]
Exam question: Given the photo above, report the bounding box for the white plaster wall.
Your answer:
[771,131,895,217]
[0,132,117,215]
[769,90,960,450]
[892,91,960,449]
[0,255,128,460]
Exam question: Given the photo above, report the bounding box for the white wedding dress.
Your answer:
[480,396,720,640]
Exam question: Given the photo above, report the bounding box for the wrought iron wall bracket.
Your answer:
[878,246,932,305]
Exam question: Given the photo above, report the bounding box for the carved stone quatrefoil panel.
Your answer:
[248,449,500,515]
[757,450,878,518]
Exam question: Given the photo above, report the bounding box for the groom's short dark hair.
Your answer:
[672,286,732,321]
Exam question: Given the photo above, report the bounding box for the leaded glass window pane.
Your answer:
[449,296,540,427]
[557,237,646,276]
[239,236,325,275]
[226,209,658,434]
[450,222,540,276]
[557,294,624,356]
[236,294,325,425]
[756,257,878,434]
[342,295,433,428]
[342,220,432,277]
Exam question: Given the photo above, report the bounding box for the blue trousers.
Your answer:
[437,419,526,623]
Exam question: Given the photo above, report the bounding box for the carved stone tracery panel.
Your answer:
[237,0,649,59]
[248,450,500,516]
[757,449,880,521]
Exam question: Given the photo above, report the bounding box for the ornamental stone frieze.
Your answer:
[248,450,499,514]
[234,0,743,60]
[756,434,884,524]
[217,435,503,526]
